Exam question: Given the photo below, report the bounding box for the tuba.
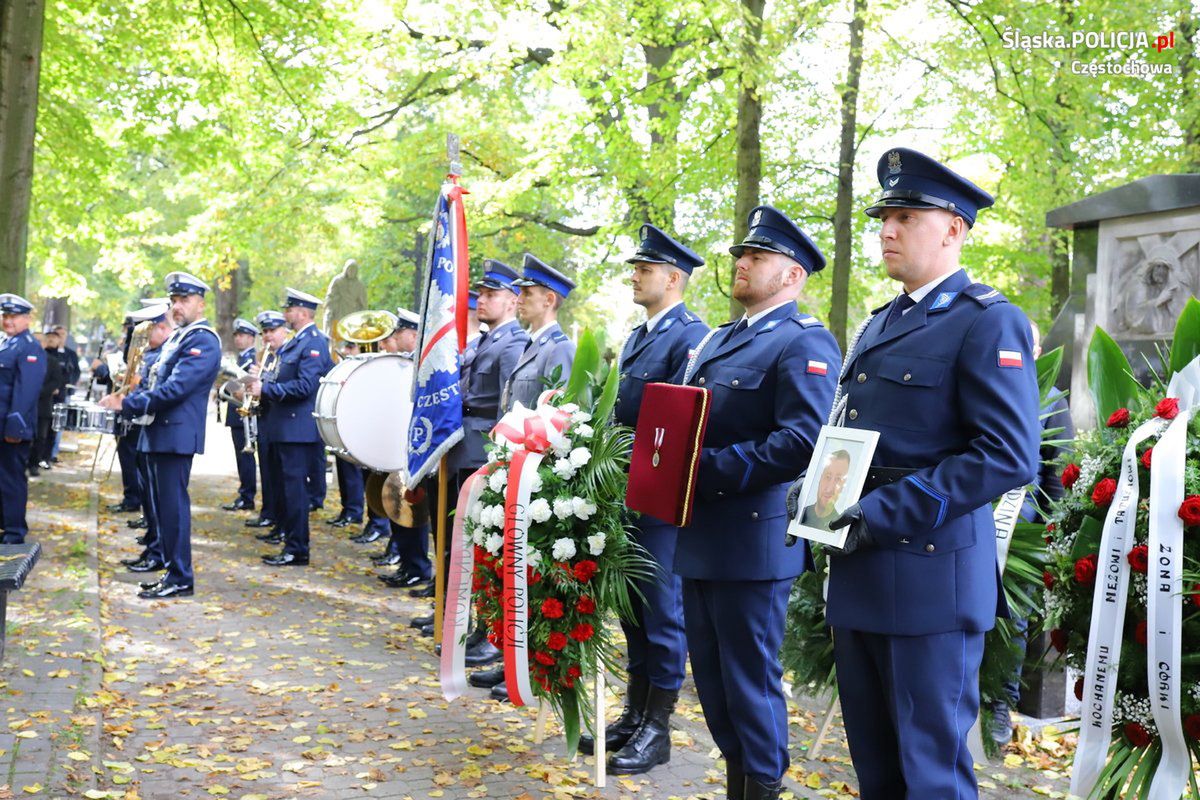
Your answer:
[113,321,154,395]
[336,310,398,355]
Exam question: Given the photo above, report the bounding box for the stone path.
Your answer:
[0,418,1076,799]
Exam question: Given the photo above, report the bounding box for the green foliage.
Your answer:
[1170,298,1200,378]
[1088,328,1142,426]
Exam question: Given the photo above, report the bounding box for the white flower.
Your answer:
[484,533,504,555]
[488,468,508,493]
[528,498,552,523]
[552,537,577,561]
[468,503,483,523]
[471,529,486,546]
[572,496,598,520]
[552,458,577,480]
[587,532,606,556]
[530,471,544,494]
[572,410,592,423]
[553,439,572,457]
[527,547,543,568]
[553,497,575,520]
[481,504,505,530]
[575,424,594,439]
[560,403,580,414]
[569,447,592,468]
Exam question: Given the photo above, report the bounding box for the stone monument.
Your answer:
[322,258,369,339]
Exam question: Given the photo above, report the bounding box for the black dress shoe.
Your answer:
[418,623,434,637]
[350,528,384,544]
[409,615,434,629]
[309,504,324,513]
[261,533,283,545]
[468,665,505,688]
[119,556,143,567]
[490,683,509,701]
[245,517,275,528]
[127,558,165,573]
[27,465,39,477]
[262,552,309,566]
[138,578,162,591]
[371,552,402,567]
[465,640,502,667]
[134,535,148,546]
[410,583,435,598]
[138,582,193,599]
[108,502,140,513]
[128,517,148,529]
[221,499,254,511]
[254,529,281,541]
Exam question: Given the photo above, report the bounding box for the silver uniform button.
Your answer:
[750,512,759,520]
[699,377,706,385]
[731,379,739,387]
[903,373,912,382]
[925,543,935,552]
[848,409,858,420]
[857,373,866,383]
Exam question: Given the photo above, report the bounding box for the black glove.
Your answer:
[827,503,874,556]
[785,471,807,520]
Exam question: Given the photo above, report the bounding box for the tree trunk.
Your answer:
[1180,12,1198,168]
[639,42,681,230]
[829,0,867,351]
[0,0,46,296]
[731,0,766,319]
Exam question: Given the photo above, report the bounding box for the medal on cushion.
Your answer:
[652,427,665,467]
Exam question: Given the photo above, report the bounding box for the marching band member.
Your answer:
[101,273,221,599]
[250,311,287,548]
[221,318,259,512]
[0,294,47,544]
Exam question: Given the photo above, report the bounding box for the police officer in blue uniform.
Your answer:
[119,304,174,573]
[102,273,222,599]
[678,207,840,800]
[815,149,1040,800]
[432,261,530,661]
[0,294,47,544]
[221,317,259,512]
[108,315,144,514]
[250,310,287,546]
[586,225,710,773]
[501,255,576,412]
[249,288,334,567]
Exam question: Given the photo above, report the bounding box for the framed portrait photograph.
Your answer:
[786,425,880,548]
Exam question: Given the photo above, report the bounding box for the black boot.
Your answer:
[743,776,782,800]
[578,673,648,756]
[726,762,746,800]
[607,685,677,775]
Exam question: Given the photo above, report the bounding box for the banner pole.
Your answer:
[434,455,448,645]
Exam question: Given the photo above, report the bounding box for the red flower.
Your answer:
[1124,722,1153,748]
[1074,677,1084,701]
[541,598,564,619]
[1042,570,1055,589]
[570,623,595,642]
[1073,554,1098,585]
[1050,629,1068,652]
[1046,522,1056,534]
[1141,448,1153,470]
[561,675,576,689]
[1185,714,1200,741]
[575,596,596,615]
[472,574,487,592]
[528,567,542,586]
[1127,544,1149,573]
[487,630,504,648]
[546,631,568,651]
[1134,620,1147,645]
[1091,478,1117,507]
[566,665,582,678]
[1155,397,1180,419]
[1179,496,1200,527]
[1106,408,1131,428]
[534,651,556,666]
[474,545,489,564]
[1192,583,1200,608]
[573,560,599,583]
[1061,464,1081,488]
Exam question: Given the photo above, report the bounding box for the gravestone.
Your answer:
[1043,175,1200,434]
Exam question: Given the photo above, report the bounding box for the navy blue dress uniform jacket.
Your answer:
[676,303,841,581]
[501,322,574,411]
[225,346,256,427]
[615,303,708,429]
[0,331,47,441]
[122,322,221,455]
[259,324,333,444]
[449,319,529,472]
[827,269,1040,636]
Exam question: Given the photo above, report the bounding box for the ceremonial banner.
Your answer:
[407,180,470,485]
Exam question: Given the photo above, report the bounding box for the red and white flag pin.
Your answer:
[25,355,37,362]
[309,349,320,357]
[806,360,828,375]
[188,348,202,356]
[997,349,1023,368]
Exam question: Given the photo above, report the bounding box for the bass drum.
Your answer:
[314,353,413,472]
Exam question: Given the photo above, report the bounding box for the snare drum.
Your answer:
[314,354,412,472]
[52,400,120,434]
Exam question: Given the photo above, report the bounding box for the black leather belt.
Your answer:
[463,405,497,419]
[863,466,918,492]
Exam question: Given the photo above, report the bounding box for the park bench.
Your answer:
[0,543,41,663]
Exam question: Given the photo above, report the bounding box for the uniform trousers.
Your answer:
[682,577,792,784]
[272,442,315,559]
[136,450,163,563]
[146,453,194,587]
[334,457,364,520]
[229,425,257,505]
[116,434,142,507]
[834,627,985,800]
[0,440,32,542]
[624,517,687,690]
[392,521,431,579]
[307,446,327,508]
[258,438,278,524]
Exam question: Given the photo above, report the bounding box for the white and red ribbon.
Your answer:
[440,469,487,701]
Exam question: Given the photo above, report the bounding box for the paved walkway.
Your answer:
[0,418,1075,799]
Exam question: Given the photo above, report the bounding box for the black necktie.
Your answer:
[630,324,647,350]
[883,294,916,329]
[725,317,748,344]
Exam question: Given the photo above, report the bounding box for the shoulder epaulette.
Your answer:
[793,315,824,328]
[964,283,1009,307]
[550,330,569,343]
